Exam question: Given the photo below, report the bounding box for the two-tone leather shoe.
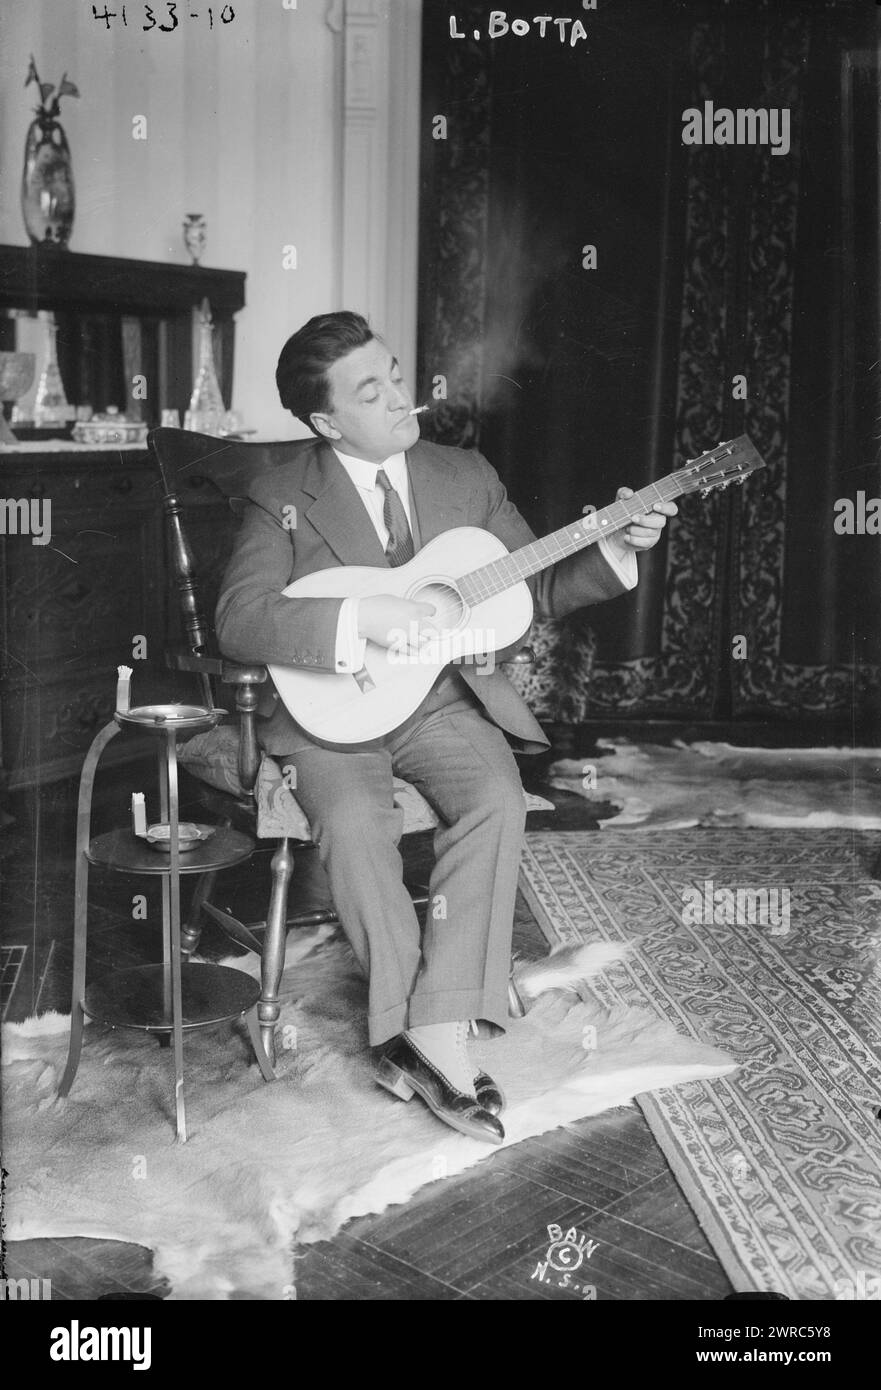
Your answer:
[376,1035,505,1145]
[473,1070,505,1117]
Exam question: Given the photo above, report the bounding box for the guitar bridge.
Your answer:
[352,666,376,694]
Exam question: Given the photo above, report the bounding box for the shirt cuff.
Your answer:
[334,597,367,672]
[598,535,639,591]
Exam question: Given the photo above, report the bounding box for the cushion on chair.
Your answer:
[254,760,554,840]
[255,760,443,840]
[178,722,246,796]
[178,721,554,841]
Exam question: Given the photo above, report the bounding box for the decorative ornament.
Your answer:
[185,299,225,434]
[21,55,79,248]
[183,214,207,265]
[33,312,73,426]
[0,351,36,442]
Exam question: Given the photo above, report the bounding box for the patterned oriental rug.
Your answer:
[1,925,733,1300]
[519,829,881,1301]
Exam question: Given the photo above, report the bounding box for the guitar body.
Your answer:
[265,436,767,746]
[268,527,534,746]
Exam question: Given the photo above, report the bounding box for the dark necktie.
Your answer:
[376,468,414,566]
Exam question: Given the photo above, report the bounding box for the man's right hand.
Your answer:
[357,594,437,650]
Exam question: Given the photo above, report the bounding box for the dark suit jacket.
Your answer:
[215,437,630,754]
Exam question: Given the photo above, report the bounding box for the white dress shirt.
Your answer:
[331,449,412,671]
[329,446,637,672]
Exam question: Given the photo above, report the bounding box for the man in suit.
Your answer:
[216,311,676,1144]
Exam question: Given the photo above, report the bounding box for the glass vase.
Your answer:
[185,305,225,434]
[33,313,72,426]
[21,114,75,247]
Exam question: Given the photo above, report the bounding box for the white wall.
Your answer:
[0,0,421,438]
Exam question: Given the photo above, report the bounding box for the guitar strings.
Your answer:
[385,450,756,646]
[402,526,618,640]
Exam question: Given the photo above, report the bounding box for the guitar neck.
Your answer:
[457,470,687,607]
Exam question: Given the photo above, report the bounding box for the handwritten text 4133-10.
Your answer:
[91,3,235,31]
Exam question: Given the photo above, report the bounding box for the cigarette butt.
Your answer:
[408,405,429,416]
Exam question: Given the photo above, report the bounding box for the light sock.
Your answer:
[405,1020,475,1096]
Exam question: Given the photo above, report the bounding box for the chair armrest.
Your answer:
[165,647,268,684]
[166,648,224,676]
[220,661,268,686]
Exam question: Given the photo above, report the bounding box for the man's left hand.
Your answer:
[589,487,678,556]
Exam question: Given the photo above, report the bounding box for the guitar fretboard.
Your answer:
[457,471,689,608]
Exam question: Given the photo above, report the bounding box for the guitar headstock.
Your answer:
[677,436,767,498]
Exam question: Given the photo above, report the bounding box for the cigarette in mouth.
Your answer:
[408,405,430,416]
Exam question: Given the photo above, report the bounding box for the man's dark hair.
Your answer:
[276,311,375,430]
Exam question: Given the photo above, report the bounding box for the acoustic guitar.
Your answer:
[268,436,766,745]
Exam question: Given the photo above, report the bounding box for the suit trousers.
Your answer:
[277,676,527,1047]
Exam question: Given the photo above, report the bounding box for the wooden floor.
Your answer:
[294,1113,731,1301]
[1,734,736,1301]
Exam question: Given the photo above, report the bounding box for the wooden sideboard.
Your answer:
[0,247,248,794]
[1,446,242,792]
[0,244,246,424]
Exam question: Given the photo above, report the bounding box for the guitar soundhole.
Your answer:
[408,581,466,636]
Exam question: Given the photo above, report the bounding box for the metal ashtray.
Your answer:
[116,704,224,731]
[145,822,215,853]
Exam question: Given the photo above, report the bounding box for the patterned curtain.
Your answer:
[417,0,879,725]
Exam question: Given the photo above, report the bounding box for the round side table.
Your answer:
[57,704,275,1142]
